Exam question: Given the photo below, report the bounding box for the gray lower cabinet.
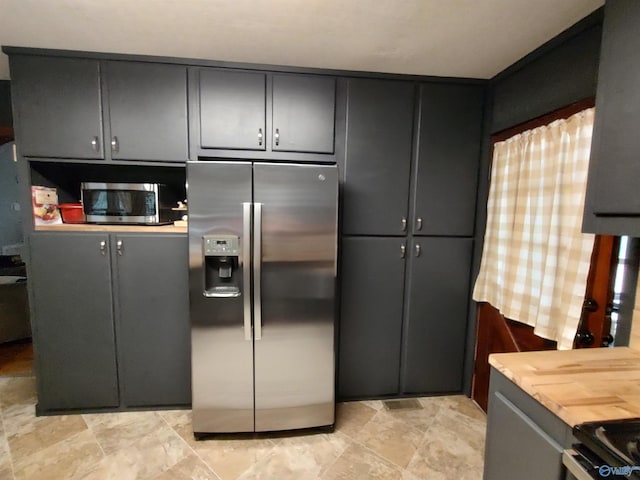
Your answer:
[484,368,573,480]
[29,232,190,412]
[339,237,406,398]
[338,236,473,399]
[113,234,190,407]
[402,237,473,393]
[29,233,118,410]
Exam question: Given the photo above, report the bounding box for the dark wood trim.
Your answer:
[491,97,595,143]
[0,126,14,145]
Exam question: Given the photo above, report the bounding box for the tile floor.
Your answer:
[0,376,486,480]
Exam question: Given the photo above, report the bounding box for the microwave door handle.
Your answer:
[242,202,252,341]
[253,202,262,341]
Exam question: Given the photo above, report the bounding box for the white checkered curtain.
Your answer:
[473,108,596,350]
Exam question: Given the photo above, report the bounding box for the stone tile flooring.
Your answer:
[0,376,486,479]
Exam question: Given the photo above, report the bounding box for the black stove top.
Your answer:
[574,419,640,478]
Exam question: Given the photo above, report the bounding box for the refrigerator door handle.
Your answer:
[242,202,252,341]
[254,202,263,340]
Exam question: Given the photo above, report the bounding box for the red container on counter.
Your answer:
[59,203,85,224]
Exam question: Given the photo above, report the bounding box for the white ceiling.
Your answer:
[0,0,603,81]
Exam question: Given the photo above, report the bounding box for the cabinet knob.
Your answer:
[258,128,263,146]
[111,136,119,153]
[416,217,423,231]
[400,244,406,259]
[401,217,407,232]
[91,136,100,152]
[116,239,124,256]
[415,243,421,257]
[99,240,107,256]
[274,128,280,146]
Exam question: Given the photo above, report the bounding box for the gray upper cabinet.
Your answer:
[339,237,406,398]
[105,62,188,162]
[198,69,335,155]
[10,56,104,159]
[402,237,473,394]
[413,83,484,236]
[199,69,267,150]
[343,78,415,236]
[29,233,119,411]
[272,74,335,154]
[9,55,188,162]
[114,234,191,407]
[583,0,640,235]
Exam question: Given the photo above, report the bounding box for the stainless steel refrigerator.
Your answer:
[187,161,338,434]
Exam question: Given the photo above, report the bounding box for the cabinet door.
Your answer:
[114,234,191,407]
[413,83,484,236]
[10,56,103,159]
[583,1,640,229]
[343,79,415,235]
[339,237,406,398]
[106,62,188,162]
[402,237,472,394]
[484,391,564,480]
[199,69,266,150]
[272,74,335,154]
[29,233,118,410]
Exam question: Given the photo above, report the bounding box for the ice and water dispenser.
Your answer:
[203,235,241,297]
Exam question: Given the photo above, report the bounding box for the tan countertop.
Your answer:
[489,347,640,427]
[35,224,187,234]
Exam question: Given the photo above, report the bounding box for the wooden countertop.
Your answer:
[489,347,640,427]
[35,224,187,234]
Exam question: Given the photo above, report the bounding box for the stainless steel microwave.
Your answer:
[81,182,178,225]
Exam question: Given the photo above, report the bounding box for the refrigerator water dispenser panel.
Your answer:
[203,235,241,298]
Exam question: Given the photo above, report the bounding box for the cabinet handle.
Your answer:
[274,128,280,146]
[400,244,406,259]
[91,136,100,152]
[116,239,123,256]
[401,217,407,232]
[416,217,423,231]
[415,243,421,257]
[111,136,119,153]
[258,128,263,146]
[99,240,107,256]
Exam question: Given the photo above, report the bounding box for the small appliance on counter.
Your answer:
[81,182,179,225]
[564,419,640,479]
[58,203,85,224]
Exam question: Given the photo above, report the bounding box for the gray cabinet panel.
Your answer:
[402,237,472,393]
[583,1,640,233]
[339,237,406,398]
[272,74,335,154]
[106,62,188,162]
[10,56,103,159]
[199,69,266,150]
[29,233,118,410]
[413,84,484,236]
[343,79,415,235]
[114,234,190,406]
[484,391,565,480]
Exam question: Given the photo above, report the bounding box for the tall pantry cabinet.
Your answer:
[338,78,484,399]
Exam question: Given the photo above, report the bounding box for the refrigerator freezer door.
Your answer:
[187,161,254,433]
[253,163,338,431]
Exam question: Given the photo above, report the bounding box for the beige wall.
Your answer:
[630,278,640,350]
